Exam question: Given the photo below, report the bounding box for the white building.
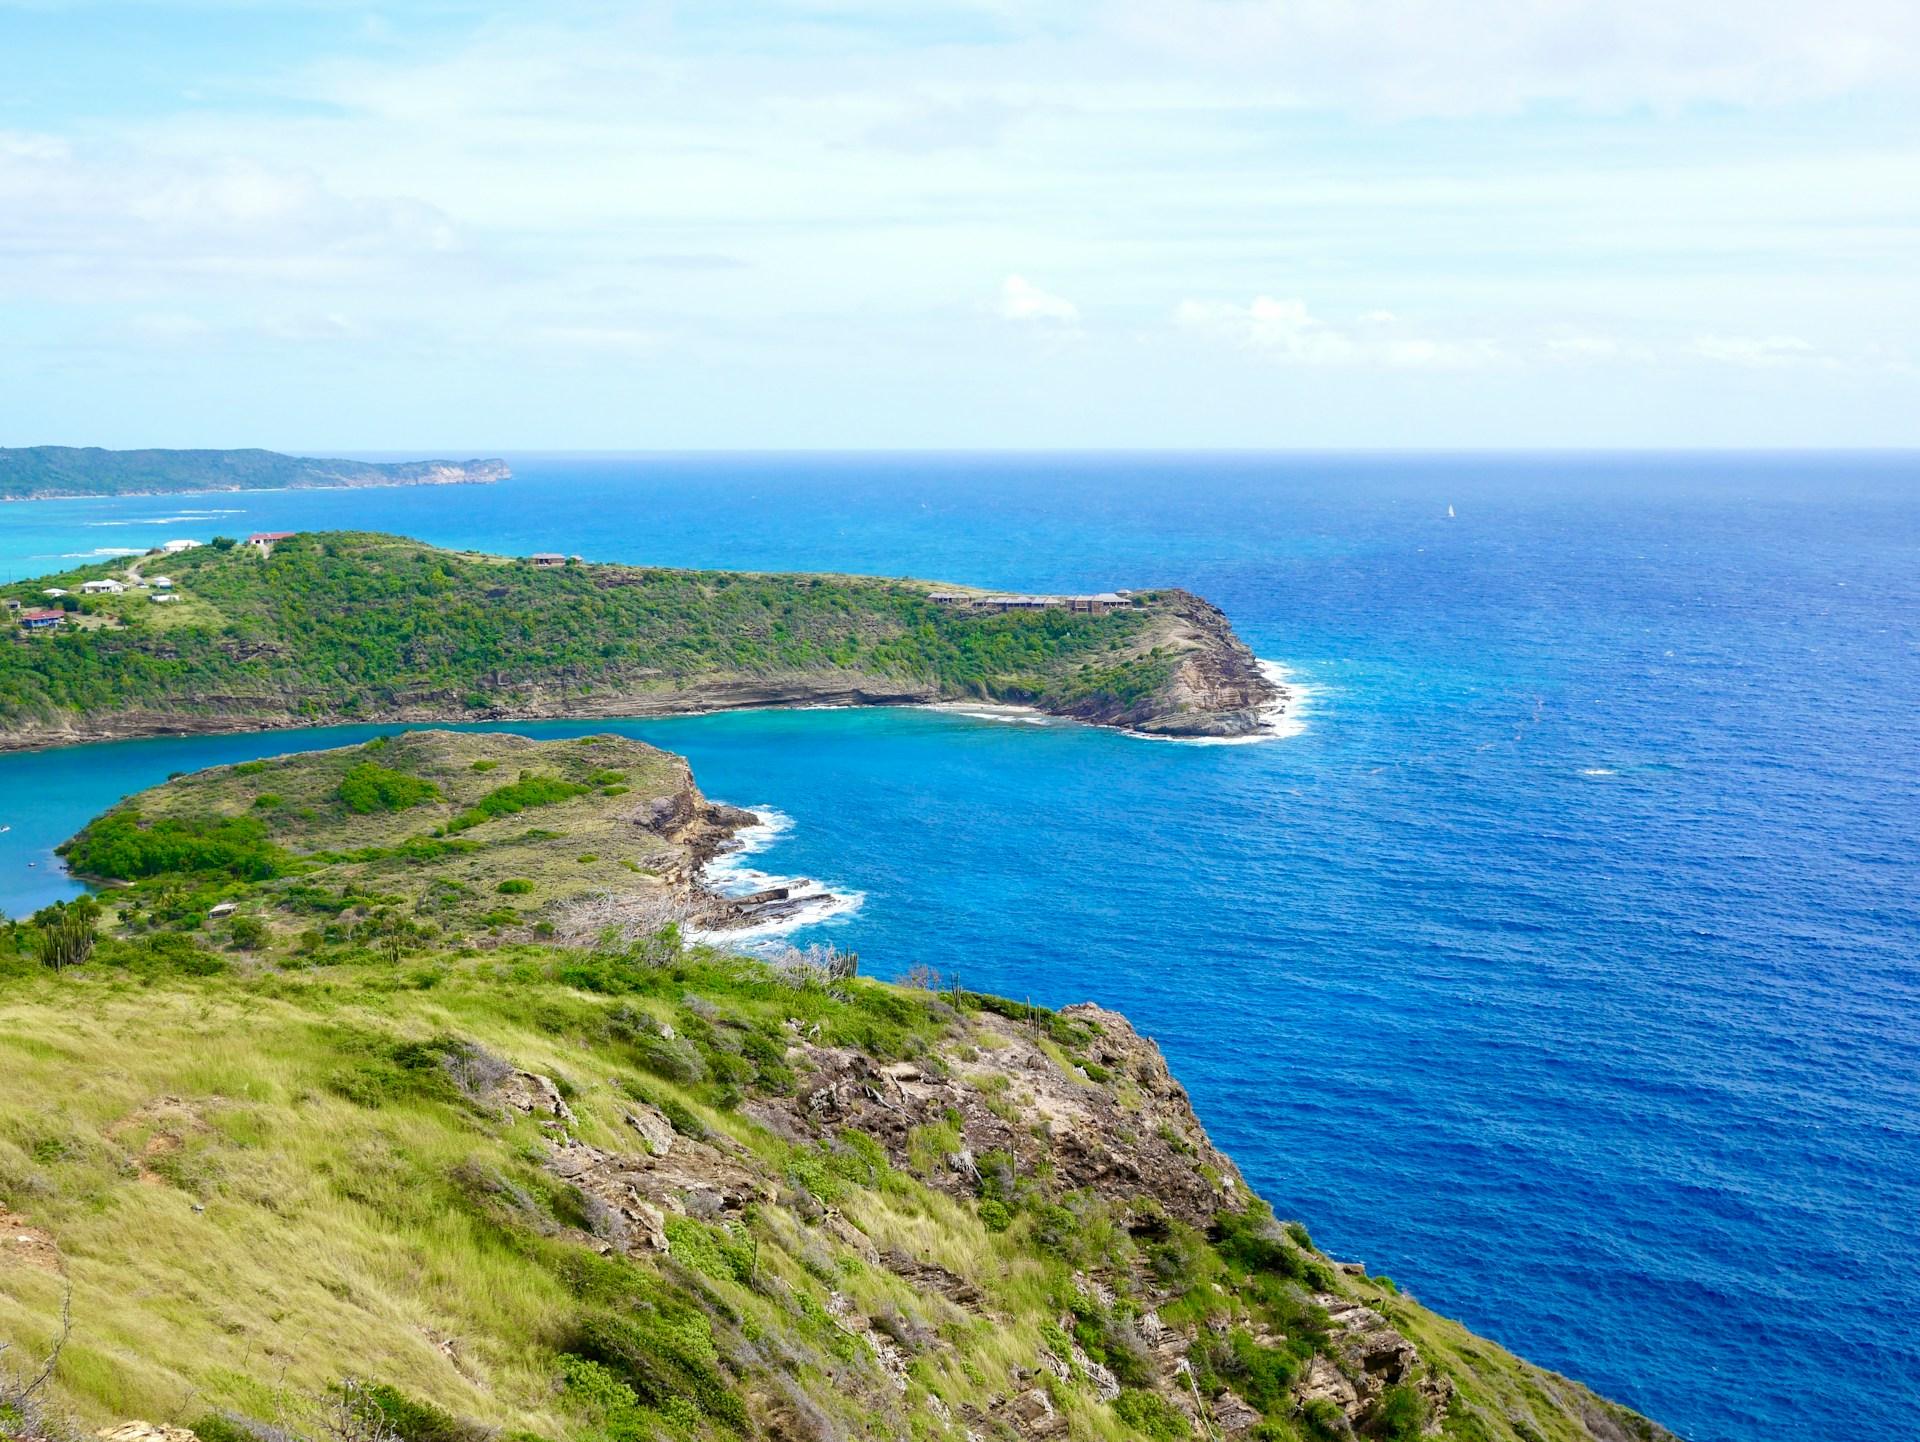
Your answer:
[42,587,68,598]
[80,579,125,595]
[150,576,174,589]
[160,539,200,554]
[151,593,180,604]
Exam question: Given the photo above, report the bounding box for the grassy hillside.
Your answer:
[0,449,506,501]
[0,737,1673,1442]
[55,731,750,950]
[0,532,1270,744]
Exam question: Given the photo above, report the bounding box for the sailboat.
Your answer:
[1446,504,1456,519]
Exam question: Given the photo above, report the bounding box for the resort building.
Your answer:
[957,591,1136,614]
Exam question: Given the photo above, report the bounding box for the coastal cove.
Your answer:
[3,453,1917,1442]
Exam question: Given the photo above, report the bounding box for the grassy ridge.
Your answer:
[0,739,1675,1442]
[0,532,1183,736]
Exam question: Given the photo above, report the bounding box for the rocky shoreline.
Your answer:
[0,664,1289,756]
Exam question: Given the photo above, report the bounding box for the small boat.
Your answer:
[1446,504,1456,519]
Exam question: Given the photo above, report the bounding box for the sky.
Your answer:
[2,0,1918,450]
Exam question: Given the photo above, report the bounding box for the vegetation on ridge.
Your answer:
[0,531,1195,740]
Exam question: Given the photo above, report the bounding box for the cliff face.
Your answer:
[1066,590,1282,737]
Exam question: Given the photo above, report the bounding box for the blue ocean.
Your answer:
[2,454,1916,1442]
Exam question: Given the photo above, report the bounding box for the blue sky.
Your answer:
[2,0,1917,449]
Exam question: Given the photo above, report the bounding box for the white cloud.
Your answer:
[999,274,1079,324]
[1690,334,1838,368]
[1111,0,1920,115]
[1175,296,1499,369]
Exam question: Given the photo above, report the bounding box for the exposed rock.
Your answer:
[878,1248,985,1310]
[545,1125,773,1255]
[761,1002,1243,1231]
[1005,1387,1069,1440]
[496,1071,575,1123]
[1211,1390,1263,1435]
[96,1426,199,1442]
[0,1206,61,1273]
[624,1103,676,1157]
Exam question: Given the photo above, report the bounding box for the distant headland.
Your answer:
[0,446,510,501]
[0,530,1285,747]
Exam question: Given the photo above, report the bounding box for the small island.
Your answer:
[0,531,1284,749]
[0,446,509,501]
[0,733,1676,1442]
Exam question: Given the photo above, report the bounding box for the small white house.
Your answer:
[150,576,175,589]
[151,592,180,604]
[160,539,200,554]
[42,587,68,598]
[80,579,125,595]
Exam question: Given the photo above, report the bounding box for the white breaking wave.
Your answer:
[59,547,146,559]
[84,511,244,527]
[689,806,864,945]
[1125,659,1312,746]
[933,704,1053,726]
[1580,768,1616,777]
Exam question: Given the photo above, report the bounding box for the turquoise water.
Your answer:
[3,454,1917,1442]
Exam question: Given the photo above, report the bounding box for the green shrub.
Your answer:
[497,879,534,895]
[337,761,441,814]
[188,1415,258,1442]
[447,775,589,832]
[31,897,99,971]
[563,1310,744,1430]
[347,1380,469,1442]
[1372,1385,1428,1441]
[1114,1388,1188,1441]
[1301,1398,1346,1440]
[227,915,270,951]
[63,811,285,881]
[1224,1330,1300,1411]
[979,1198,1013,1233]
[664,1215,754,1284]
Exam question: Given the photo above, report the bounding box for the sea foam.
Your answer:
[690,805,864,944]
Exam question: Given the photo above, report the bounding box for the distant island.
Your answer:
[0,530,1284,747]
[0,446,510,501]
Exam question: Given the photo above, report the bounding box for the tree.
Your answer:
[31,899,99,972]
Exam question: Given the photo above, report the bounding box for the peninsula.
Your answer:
[0,732,1674,1442]
[0,531,1282,748]
[0,447,509,501]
